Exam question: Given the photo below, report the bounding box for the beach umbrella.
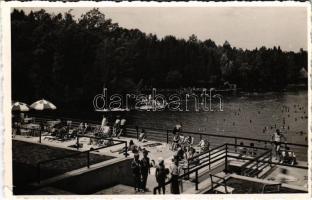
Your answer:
[12,102,30,112]
[30,99,56,110]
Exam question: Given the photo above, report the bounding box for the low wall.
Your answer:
[51,157,134,194]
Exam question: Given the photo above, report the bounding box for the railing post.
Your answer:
[256,160,259,178]
[225,144,228,172]
[209,151,211,170]
[200,134,202,141]
[125,142,128,157]
[39,130,42,143]
[87,151,90,168]
[37,163,41,184]
[187,159,190,180]
[76,135,79,150]
[166,130,169,144]
[234,138,237,153]
[135,126,139,140]
[195,169,199,190]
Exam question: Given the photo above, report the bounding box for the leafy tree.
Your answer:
[11,8,308,110]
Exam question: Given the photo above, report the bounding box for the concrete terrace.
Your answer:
[13,132,308,195]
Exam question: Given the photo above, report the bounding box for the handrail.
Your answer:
[240,149,271,170]
[187,145,226,172]
[247,154,271,174]
[240,149,272,176]
[177,130,307,147]
[153,154,227,194]
[77,134,128,144]
[210,174,226,180]
[187,143,274,168]
[32,115,101,125]
[27,115,308,148]
[37,141,124,165]
[153,144,227,194]
[189,144,226,161]
[36,137,127,183]
[226,143,270,150]
[153,142,308,194]
[187,143,271,170]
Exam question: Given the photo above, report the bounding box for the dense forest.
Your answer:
[11,8,307,110]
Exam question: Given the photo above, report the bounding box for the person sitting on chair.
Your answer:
[188,147,199,166]
[248,143,257,157]
[113,118,121,137]
[101,116,107,127]
[101,124,111,137]
[172,133,180,151]
[117,118,126,138]
[281,147,297,165]
[138,129,147,142]
[198,139,209,153]
[184,136,193,147]
[83,123,91,134]
[77,122,84,134]
[238,142,247,157]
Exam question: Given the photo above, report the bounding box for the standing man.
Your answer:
[170,156,181,194]
[131,153,142,193]
[101,115,107,128]
[171,123,182,150]
[113,119,121,137]
[271,129,286,161]
[155,157,168,194]
[141,149,151,192]
[172,123,182,135]
[118,118,127,138]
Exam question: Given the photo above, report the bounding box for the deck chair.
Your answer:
[210,174,234,194]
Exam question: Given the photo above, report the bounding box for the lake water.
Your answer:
[34,91,308,145]
[121,90,308,145]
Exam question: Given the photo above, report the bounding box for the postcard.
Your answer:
[1,1,310,199]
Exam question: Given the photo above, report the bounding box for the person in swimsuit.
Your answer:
[271,129,286,161]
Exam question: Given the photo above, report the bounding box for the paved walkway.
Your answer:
[14,135,177,194]
[13,135,308,194]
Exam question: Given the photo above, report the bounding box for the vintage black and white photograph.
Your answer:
[2,1,310,197]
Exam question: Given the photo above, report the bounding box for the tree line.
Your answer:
[11,8,307,110]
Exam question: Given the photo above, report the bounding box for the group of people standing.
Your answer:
[128,125,298,195]
[131,150,182,194]
[131,149,151,193]
[129,123,207,195]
